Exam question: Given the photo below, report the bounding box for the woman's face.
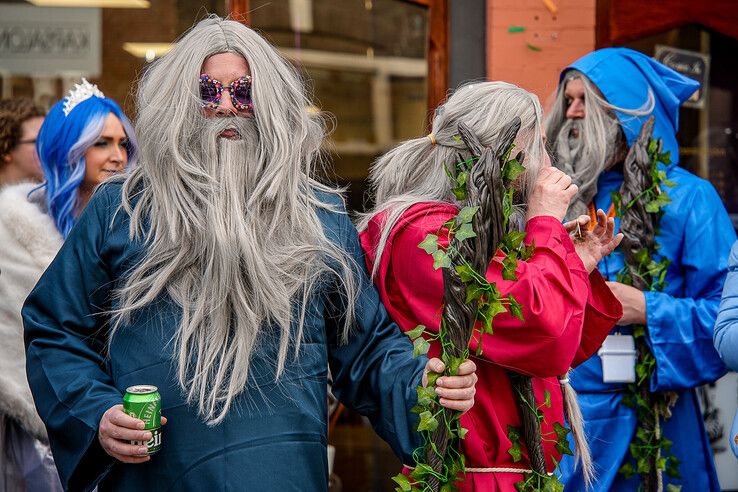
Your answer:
[83,113,128,188]
[5,116,44,182]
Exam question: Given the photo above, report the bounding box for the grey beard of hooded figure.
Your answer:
[546,72,654,222]
[551,117,624,221]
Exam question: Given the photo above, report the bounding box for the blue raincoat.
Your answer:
[557,48,737,491]
[23,181,425,491]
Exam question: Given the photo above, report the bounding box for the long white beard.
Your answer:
[167,114,298,425]
[554,118,622,220]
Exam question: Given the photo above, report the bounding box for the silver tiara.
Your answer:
[62,78,105,117]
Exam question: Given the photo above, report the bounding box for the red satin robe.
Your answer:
[359,202,622,491]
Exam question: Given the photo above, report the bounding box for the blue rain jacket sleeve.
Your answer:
[644,179,732,392]
[714,240,738,371]
[22,184,122,490]
[319,193,425,462]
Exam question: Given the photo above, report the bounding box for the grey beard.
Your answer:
[554,118,622,221]
[191,115,262,201]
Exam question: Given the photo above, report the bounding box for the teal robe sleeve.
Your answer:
[23,184,122,491]
[644,180,734,391]
[319,194,426,463]
[714,240,738,371]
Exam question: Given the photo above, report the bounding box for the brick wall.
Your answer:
[486,0,595,109]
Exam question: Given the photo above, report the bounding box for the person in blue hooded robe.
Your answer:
[545,47,736,491]
[22,18,478,492]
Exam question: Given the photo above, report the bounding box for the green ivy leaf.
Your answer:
[419,234,439,254]
[455,264,475,282]
[648,138,658,154]
[504,231,527,251]
[458,426,469,439]
[417,411,439,432]
[544,390,552,408]
[507,442,522,462]
[413,337,430,357]
[665,485,682,492]
[392,473,412,491]
[553,422,573,456]
[503,158,526,182]
[480,313,494,335]
[663,179,677,187]
[440,483,461,492]
[502,254,519,281]
[466,284,485,304]
[520,241,535,261]
[409,463,434,480]
[426,371,441,388]
[410,403,425,414]
[456,206,479,225]
[456,170,468,188]
[432,250,452,270]
[619,462,636,479]
[406,324,426,340]
[455,222,477,242]
[635,427,649,443]
[646,200,661,213]
[448,356,464,376]
[541,475,564,492]
[635,248,649,266]
[508,294,524,321]
[666,456,681,478]
[416,386,436,406]
[660,150,672,166]
[656,456,667,470]
[633,325,646,338]
[507,424,522,441]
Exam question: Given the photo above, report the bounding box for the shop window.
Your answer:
[624,25,738,229]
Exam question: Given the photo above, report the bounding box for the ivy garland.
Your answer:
[611,131,681,492]
[392,140,572,492]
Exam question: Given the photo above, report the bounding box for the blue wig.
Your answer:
[36,93,138,238]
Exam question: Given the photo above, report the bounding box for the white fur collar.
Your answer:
[0,183,63,268]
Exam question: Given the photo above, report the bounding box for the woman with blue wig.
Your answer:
[0,79,136,489]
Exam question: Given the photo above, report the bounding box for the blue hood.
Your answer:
[563,47,699,164]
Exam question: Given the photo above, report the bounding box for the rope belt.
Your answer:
[404,465,551,474]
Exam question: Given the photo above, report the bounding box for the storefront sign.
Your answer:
[0,4,101,77]
[654,45,710,109]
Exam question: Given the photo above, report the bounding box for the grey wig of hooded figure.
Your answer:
[545,70,654,221]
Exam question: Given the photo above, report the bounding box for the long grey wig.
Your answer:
[545,70,654,220]
[357,81,546,279]
[358,81,598,482]
[112,16,359,425]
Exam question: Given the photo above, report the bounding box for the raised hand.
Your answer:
[526,167,579,222]
[564,209,624,273]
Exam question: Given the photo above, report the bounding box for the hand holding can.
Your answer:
[98,386,166,464]
[123,385,162,454]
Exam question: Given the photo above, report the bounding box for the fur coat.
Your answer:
[0,182,62,442]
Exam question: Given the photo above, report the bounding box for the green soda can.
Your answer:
[123,385,162,454]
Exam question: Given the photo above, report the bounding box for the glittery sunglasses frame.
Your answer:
[199,74,254,112]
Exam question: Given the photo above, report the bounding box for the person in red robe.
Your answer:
[358,81,623,491]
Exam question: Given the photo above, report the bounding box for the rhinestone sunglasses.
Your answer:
[199,74,254,112]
